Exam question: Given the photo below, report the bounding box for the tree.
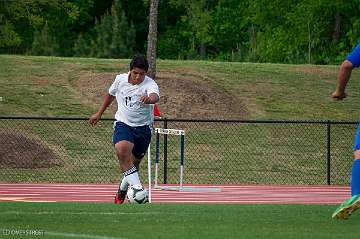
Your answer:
[111,0,135,58]
[147,0,158,79]
[31,21,58,56]
[0,0,80,55]
[0,22,21,50]
[73,0,136,58]
[3,0,360,63]
[94,13,113,58]
[73,33,92,57]
[212,0,250,61]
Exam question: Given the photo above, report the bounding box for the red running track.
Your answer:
[0,184,350,204]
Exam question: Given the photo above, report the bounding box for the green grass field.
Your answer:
[0,202,359,239]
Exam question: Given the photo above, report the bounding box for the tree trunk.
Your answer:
[308,20,311,64]
[249,25,256,62]
[332,12,341,43]
[146,0,158,80]
[200,43,206,59]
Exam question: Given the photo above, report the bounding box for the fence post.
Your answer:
[327,120,331,185]
[163,118,168,184]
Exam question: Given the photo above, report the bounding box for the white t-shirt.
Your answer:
[109,73,160,127]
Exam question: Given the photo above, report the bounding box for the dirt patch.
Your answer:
[156,73,248,119]
[76,72,118,114]
[0,131,62,169]
[75,71,248,120]
[290,66,335,77]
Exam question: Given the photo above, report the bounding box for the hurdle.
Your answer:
[147,143,152,203]
[147,128,184,203]
[154,128,185,191]
[147,127,220,203]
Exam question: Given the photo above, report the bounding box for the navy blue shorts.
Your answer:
[347,43,360,68]
[112,121,152,159]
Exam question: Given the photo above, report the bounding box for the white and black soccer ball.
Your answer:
[127,184,148,204]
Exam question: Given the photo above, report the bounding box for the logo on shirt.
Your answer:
[124,94,143,109]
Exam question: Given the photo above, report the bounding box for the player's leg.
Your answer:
[114,141,138,204]
[338,60,353,84]
[113,122,142,204]
[116,153,142,204]
[332,122,360,219]
[115,141,142,185]
[130,125,152,202]
[133,155,141,170]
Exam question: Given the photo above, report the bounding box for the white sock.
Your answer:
[119,177,129,192]
[123,166,141,186]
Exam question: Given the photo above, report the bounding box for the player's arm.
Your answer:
[332,60,353,100]
[139,93,159,104]
[89,94,115,126]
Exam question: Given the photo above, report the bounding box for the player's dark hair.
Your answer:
[130,54,149,72]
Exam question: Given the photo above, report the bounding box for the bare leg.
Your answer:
[332,60,353,100]
[114,140,134,171]
[114,140,141,186]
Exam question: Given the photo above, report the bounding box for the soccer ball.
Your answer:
[127,184,148,204]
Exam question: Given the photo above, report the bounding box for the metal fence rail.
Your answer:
[0,117,357,185]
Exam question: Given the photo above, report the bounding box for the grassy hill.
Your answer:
[1,55,358,184]
[1,54,360,121]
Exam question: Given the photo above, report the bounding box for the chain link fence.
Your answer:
[0,117,357,185]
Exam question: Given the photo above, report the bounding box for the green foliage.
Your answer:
[211,0,250,61]
[31,21,58,56]
[73,0,135,58]
[0,22,21,48]
[0,0,80,55]
[110,0,135,58]
[73,33,93,57]
[94,13,113,58]
[2,0,360,63]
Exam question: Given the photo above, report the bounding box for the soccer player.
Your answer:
[89,54,160,204]
[331,43,360,219]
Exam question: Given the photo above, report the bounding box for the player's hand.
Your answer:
[89,113,101,126]
[331,90,347,100]
[139,95,152,104]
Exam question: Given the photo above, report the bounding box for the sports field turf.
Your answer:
[0,202,359,239]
